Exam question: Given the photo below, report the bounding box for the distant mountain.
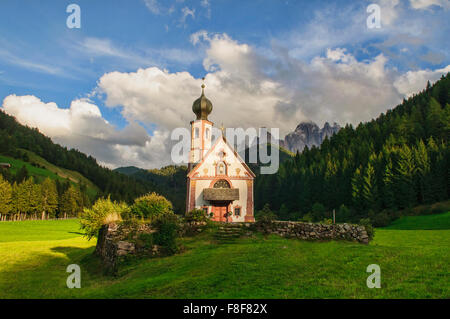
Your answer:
[280,122,341,154]
[114,165,188,213]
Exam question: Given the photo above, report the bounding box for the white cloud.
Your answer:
[0,48,67,77]
[180,7,195,24]
[409,0,450,10]
[393,65,450,97]
[190,30,208,45]
[378,0,400,26]
[143,0,161,14]
[81,38,129,58]
[97,33,400,134]
[97,32,449,143]
[70,37,199,68]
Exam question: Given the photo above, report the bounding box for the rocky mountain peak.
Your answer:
[280,121,340,154]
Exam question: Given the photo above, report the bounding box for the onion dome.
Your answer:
[192,79,213,120]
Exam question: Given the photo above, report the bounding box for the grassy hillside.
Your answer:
[383,212,450,230]
[0,215,448,298]
[0,149,99,199]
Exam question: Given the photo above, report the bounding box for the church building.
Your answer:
[186,82,255,222]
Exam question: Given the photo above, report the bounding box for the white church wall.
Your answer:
[228,179,248,222]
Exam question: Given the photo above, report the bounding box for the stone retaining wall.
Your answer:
[264,221,370,244]
[95,222,161,274]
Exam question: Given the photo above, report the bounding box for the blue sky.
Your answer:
[0,0,449,168]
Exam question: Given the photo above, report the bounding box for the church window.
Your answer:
[195,127,199,138]
[213,179,230,188]
[205,128,210,139]
[234,207,241,216]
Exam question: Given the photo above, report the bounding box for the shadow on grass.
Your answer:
[51,246,105,277]
[0,245,106,298]
[68,231,85,236]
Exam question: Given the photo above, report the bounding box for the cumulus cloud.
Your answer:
[394,65,450,96]
[97,33,432,133]
[1,95,156,168]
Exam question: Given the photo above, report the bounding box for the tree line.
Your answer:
[0,167,88,221]
[254,74,450,226]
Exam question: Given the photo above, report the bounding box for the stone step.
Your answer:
[215,233,240,238]
[216,233,241,237]
[218,226,243,229]
[217,230,242,234]
[215,239,239,242]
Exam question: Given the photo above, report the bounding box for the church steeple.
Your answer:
[192,78,213,120]
[188,78,214,170]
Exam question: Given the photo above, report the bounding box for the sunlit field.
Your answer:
[0,216,448,299]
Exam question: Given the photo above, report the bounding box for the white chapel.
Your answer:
[186,82,255,222]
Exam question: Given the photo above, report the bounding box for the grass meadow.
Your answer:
[0,214,448,299]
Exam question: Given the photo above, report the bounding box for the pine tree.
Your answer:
[60,185,83,218]
[351,166,364,212]
[0,175,12,219]
[382,159,396,210]
[426,98,445,139]
[15,179,34,217]
[15,165,29,184]
[394,145,416,208]
[427,137,447,201]
[40,178,58,219]
[324,156,339,209]
[414,140,431,204]
[30,183,42,219]
[362,162,379,210]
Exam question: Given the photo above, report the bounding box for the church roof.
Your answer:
[187,134,256,178]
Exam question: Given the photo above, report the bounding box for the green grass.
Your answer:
[384,211,450,230]
[0,154,59,181]
[0,150,98,199]
[0,217,449,299]
[0,219,83,242]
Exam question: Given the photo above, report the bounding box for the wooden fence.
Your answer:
[0,213,77,222]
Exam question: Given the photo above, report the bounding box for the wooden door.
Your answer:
[213,204,228,222]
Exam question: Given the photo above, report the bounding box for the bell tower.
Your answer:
[188,78,213,172]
